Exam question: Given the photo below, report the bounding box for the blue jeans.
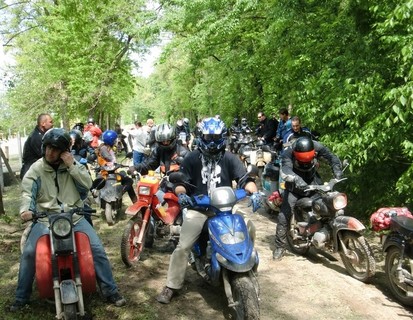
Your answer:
[133,150,145,166]
[15,218,119,303]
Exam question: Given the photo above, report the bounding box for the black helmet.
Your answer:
[69,129,83,147]
[42,128,71,154]
[292,136,315,171]
[87,117,95,125]
[155,123,176,151]
[72,122,84,132]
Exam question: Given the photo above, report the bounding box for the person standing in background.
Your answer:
[114,123,129,154]
[20,113,54,179]
[127,121,148,166]
[84,118,102,149]
[145,118,157,152]
[256,111,278,145]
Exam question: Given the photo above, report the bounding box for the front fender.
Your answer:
[382,232,404,253]
[125,201,149,216]
[333,215,365,232]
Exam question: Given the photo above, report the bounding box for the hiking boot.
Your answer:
[273,248,285,261]
[156,286,175,304]
[9,300,29,312]
[107,292,126,307]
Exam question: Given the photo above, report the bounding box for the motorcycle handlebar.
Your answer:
[304,177,347,192]
[30,207,97,220]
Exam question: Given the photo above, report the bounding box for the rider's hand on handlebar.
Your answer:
[178,193,194,208]
[127,166,136,175]
[21,211,33,222]
[334,170,343,180]
[294,176,308,189]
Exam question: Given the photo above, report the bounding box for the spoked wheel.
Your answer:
[104,202,115,226]
[339,231,375,283]
[120,214,146,267]
[63,303,77,320]
[286,215,310,255]
[230,273,260,320]
[385,246,413,306]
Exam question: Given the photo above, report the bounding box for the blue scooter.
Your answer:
[186,169,260,320]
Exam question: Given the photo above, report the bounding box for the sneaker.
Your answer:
[107,292,126,307]
[156,286,175,304]
[9,300,29,312]
[272,248,285,261]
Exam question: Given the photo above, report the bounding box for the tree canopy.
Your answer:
[2,0,413,217]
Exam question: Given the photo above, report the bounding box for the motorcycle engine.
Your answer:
[312,227,330,249]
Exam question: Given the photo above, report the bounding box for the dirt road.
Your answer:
[111,199,413,320]
[2,188,413,320]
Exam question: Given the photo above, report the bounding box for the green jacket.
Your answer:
[20,157,92,224]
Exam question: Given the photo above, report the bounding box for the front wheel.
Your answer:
[120,214,146,267]
[339,231,375,282]
[385,246,413,306]
[230,273,260,320]
[105,202,115,226]
[63,303,77,320]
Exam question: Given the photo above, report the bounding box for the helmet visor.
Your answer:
[203,134,222,143]
[293,149,315,163]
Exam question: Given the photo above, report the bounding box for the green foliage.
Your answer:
[3,0,413,217]
[146,0,413,217]
[1,0,158,129]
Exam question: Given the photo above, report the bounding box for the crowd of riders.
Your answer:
[12,108,343,312]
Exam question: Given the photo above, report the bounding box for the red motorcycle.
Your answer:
[33,208,97,319]
[120,169,182,267]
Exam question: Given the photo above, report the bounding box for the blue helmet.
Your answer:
[102,130,118,146]
[199,117,227,158]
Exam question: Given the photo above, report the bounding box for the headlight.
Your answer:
[138,186,151,195]
[52,217,72,237]
[333,193,347,210]
[220,231,245,244]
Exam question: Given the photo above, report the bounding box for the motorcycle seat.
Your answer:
[391,216,413,237]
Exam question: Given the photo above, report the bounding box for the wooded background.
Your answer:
[1,0,412,217]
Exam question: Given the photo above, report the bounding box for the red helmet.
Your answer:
[293,137,315,170]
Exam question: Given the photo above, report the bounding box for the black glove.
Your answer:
[334,170,343,179]
[294,176,308,189]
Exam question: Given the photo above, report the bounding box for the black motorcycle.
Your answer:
[382,214,413,306]
[286,177,376,282]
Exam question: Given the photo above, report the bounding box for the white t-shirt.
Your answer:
[128,127,147,153]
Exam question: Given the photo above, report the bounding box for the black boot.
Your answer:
[273,247,285,260]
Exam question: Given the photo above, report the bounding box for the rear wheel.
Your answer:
[230,273,260,320]
[105,202,115,226]
[121,214,146,267]
[385,246,413,306]
[339,231,375,282]
[63,303,77,320]
[286,215,310,255]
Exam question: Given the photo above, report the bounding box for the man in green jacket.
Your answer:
[10,128,126,311]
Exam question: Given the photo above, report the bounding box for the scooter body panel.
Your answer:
[36,232,96,299]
